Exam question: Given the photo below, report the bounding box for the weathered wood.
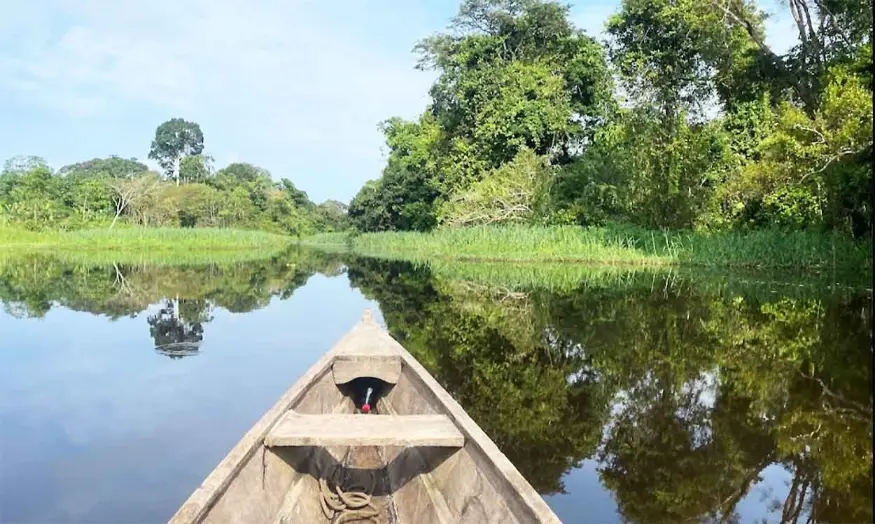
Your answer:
[387,339,562,523]
[167,359,339,524]
[169,309,562,524]
[265,412,465,448]
[332,354,402,385]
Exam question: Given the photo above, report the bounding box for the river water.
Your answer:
[1,249,871,523]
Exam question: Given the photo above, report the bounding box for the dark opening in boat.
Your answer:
[342,376,390,414]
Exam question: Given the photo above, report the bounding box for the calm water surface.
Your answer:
[1,250,871,523]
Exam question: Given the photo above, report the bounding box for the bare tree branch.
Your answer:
[108,173,160,229]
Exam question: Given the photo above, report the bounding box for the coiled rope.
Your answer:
[318,465,382,523]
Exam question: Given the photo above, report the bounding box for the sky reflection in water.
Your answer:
[0,250,870,523]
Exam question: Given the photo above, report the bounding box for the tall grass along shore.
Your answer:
[303,225,872,272]
[1,227,293,265]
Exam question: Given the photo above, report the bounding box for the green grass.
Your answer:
[0,227,294,265]
[0,227,56,245]
[303,224,872,271]
[428,260,871,296]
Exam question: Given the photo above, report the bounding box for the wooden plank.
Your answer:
[391,341,562,522]
[168,361,338,524]
[332,355,402,385]
[265,412,465,448]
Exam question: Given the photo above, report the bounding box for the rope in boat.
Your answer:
[318,465,382,524]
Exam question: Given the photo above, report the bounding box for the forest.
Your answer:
[0,118,348,236]
[347,0,872,240]
[2,0,871,258]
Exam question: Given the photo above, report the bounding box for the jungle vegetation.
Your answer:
[3,0,870,266]
[346,0,872,243]
[0,119,348,237]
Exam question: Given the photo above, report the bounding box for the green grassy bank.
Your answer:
[303,225,872,271]
[427,260,872,297]
[0,227,294,265]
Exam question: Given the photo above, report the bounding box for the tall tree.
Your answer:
[606,0,873,115]
[416,0,613,173]
[349,0,615,233]
[348,116,443,232]
[348,180,394,232]
[2,161,66,228]
[148,118,205,186]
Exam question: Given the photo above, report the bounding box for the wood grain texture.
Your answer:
[168,310,561,524]
[332,355,402,385]
[265,412,465,448]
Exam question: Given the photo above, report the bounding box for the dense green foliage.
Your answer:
[0,120,347,236]
[348,0,613,232]
[348,0,872,240]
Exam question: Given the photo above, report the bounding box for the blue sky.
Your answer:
[0,0,798,203]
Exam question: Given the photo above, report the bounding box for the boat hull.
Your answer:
[169,312,560,524]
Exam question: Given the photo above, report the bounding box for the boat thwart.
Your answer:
[168,310,561,524]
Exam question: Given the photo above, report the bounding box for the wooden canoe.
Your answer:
[169,310,561,524]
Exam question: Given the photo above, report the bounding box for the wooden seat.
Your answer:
[332,355,402,385]
[265,411,465,448]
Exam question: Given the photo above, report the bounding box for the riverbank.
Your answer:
[0,227,294,265]
[302,225,872,271]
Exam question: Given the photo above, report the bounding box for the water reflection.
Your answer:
[0,251,346,360]
[148,299,210,358]
[346,256,873,523]
[0,250,870,523]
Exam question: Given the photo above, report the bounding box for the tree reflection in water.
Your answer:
[147,298,211,358]
[0,250,870,521]
[346,256,872,523]
[0,248,346,358]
